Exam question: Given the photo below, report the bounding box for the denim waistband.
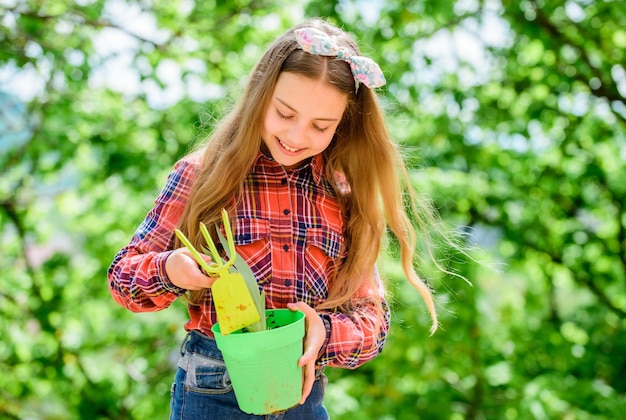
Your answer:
[180,329,223,360]
[178,329,325,380]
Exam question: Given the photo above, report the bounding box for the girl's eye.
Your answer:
[277,107,329,133]
[313,125,329,133]
[276,109,292,120]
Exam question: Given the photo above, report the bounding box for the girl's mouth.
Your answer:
[278,138,303,153]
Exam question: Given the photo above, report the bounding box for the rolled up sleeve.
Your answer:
[317,268,390,369]
[107,158,197,312]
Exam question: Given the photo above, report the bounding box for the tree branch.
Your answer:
[8,7,167,48]
[0,199,39,291]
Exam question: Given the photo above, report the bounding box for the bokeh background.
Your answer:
[1,0,625,418]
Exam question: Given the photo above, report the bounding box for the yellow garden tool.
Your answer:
[175,209,263,335]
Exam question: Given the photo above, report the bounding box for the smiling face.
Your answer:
[261,72,349,169]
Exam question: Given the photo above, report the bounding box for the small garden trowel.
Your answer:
[174,209,261,335]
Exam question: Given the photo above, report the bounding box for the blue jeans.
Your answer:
[169,330,329,420]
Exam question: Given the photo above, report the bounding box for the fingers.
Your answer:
[289,302,326,365]
[299,339,320,367]
[165,248,215,290]
[287,301,327,405]
[179,248,213,266]
[300,360,315,404]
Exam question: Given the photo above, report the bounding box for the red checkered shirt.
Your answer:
[108,151,390,368]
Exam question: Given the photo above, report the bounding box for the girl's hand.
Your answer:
[287,301,326,405]
[165,248,216,290]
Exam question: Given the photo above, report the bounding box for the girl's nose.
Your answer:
[286,123,307,146]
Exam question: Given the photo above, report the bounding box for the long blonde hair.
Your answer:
[177,18,440,332]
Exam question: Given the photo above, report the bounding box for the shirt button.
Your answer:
[283,244,289,252]
[283,209,290,215]
[281,178,287,185]
[285,279,292,286]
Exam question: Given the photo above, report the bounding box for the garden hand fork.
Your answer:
[175,209,261,335]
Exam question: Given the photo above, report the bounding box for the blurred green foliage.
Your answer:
[1,0,625,418]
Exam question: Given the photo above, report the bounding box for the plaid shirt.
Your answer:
[108,151,390,369]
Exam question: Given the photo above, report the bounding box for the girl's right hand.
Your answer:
[165,248,216,290]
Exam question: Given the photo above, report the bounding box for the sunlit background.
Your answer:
[2,0,625,418]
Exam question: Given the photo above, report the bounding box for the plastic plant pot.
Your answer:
[212,309,305,415]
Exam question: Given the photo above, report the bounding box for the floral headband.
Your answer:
[294,27,386,89]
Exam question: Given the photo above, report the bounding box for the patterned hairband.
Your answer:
[294,27,386,89]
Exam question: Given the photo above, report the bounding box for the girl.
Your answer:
[109,18,441,419]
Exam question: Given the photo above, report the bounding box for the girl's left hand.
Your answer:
[287,301,326,405]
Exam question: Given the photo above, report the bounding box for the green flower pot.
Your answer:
[212,309,305,414]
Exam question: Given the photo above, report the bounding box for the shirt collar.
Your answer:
[254,149,325,185]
